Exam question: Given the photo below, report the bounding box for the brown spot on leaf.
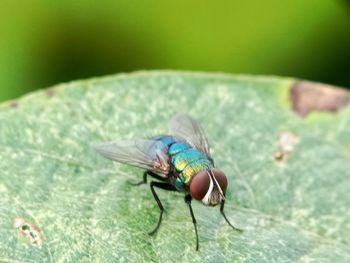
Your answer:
[46,89,56,97]
[14,217,43,248]
[10,101,19,108]
[275,131,300,167]
[291,81,350,117]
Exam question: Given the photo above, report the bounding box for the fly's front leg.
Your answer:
[220,199,242,232]
[129,170,168,186]
[185,194,199,251]
[149,181,176,235]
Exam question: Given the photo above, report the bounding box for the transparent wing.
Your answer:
[169,113,210,156]
[94,139,170,174]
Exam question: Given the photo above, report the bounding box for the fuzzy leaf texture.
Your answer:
[0,72,349,263]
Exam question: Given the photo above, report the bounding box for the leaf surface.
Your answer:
[0,72,349,262]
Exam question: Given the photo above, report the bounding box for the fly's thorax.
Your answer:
[169,146,212,191]
[168,142,191,155]
[171,148,208,171]
[173,159,212,191]
[189,169,228,206]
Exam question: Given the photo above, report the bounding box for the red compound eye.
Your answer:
[211,168,228,193]
[190,171,210,201]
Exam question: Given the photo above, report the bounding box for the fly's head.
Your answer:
[189,168,228,206]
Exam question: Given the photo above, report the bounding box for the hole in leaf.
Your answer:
[274,131,300,167]
[14,217,43,248]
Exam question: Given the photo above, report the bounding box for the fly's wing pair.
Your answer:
[169,113,210,156]
[94,113,211,174]
[95,139,170,174]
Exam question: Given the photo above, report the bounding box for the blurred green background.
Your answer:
[0,0,349,102]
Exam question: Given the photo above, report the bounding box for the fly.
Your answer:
[94,113,242,250]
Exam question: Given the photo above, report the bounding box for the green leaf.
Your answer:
[0,72,349,262]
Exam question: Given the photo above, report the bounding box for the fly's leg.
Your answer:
[129,170,167,186]
[220,199,242,232]
[148,171,168,182]
[149,181,176,235]
[185,194,199,251]
[128,171,148,186]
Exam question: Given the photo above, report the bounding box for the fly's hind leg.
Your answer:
[129,170,168,186]
[149,181,176,235]
[185,194,199,251]
[220,199,242,232]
